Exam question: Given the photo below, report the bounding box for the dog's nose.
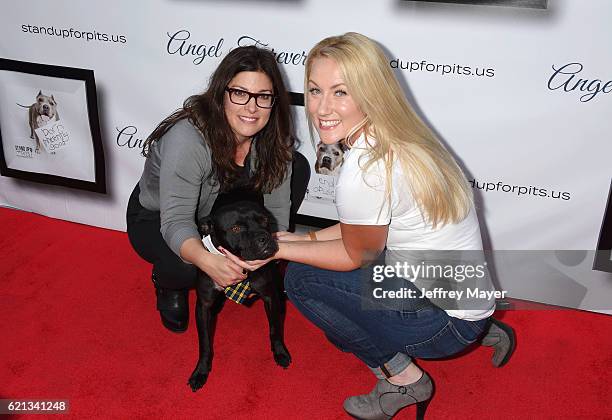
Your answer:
[43,104,49,111]
[322,156,331,165]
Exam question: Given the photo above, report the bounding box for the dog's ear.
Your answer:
[339,142,349,153]
[37,90,42,96]
[197,216,214,237]
[51,95,55,102]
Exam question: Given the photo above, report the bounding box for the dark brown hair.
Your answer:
[142,46,294,193]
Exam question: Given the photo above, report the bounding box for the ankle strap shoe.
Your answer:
[343,372,433,420]
[481,317,516,367]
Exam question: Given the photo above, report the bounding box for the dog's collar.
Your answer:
[202,235,224,256]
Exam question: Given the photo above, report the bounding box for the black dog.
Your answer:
[188,201,291,392]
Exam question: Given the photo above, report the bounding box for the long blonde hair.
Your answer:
[305,32,473,227]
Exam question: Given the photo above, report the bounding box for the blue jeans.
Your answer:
[284,262,490,379]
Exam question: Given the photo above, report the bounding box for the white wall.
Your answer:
[1,0,610,312]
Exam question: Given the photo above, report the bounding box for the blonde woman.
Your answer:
[222,33,515,419]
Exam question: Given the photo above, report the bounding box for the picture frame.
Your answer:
[0,58,106,193]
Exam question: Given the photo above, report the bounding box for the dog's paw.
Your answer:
[274,351,291,368]
[272,342,291,368]
[188,369,209,392]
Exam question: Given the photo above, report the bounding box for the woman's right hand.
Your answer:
[200,253,248,288]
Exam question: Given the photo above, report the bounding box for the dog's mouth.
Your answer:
[320,156,332,169]
[238,238,278,261]
[259,241,279,260]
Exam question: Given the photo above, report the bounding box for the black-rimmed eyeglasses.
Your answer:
[225,87,276,109]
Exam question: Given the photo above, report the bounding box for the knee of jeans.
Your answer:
[284,262,317,299]
[284,262,303,294]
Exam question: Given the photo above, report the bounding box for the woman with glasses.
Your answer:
[224,33,515,419]
[126,46,305,333]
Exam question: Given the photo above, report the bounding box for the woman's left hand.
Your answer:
[218,246,278,272]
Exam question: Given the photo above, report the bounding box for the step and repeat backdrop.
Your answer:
[0,0,610,313]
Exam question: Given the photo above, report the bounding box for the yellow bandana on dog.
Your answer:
[202,235,253,304]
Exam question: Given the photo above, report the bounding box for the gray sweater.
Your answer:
[138,119,291,257]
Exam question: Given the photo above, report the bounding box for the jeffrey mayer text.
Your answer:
[372,287,507,300]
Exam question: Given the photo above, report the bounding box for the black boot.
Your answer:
[152,273,189,333]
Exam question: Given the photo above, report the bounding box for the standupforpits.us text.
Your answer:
[22,24,126,44]
[390,59,495,78]
[470,179,571,201]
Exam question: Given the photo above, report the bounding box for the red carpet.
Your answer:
[1,207,611,419]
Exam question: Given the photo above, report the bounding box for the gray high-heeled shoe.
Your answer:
[481,318,516,367]
[343,372,433,420]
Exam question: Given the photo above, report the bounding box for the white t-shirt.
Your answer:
[336,135,495,320]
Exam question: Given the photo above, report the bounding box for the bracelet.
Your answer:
[308,231,318,241]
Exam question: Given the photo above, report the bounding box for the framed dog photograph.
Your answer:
[0,59,106,193]
[290,92,338,228]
